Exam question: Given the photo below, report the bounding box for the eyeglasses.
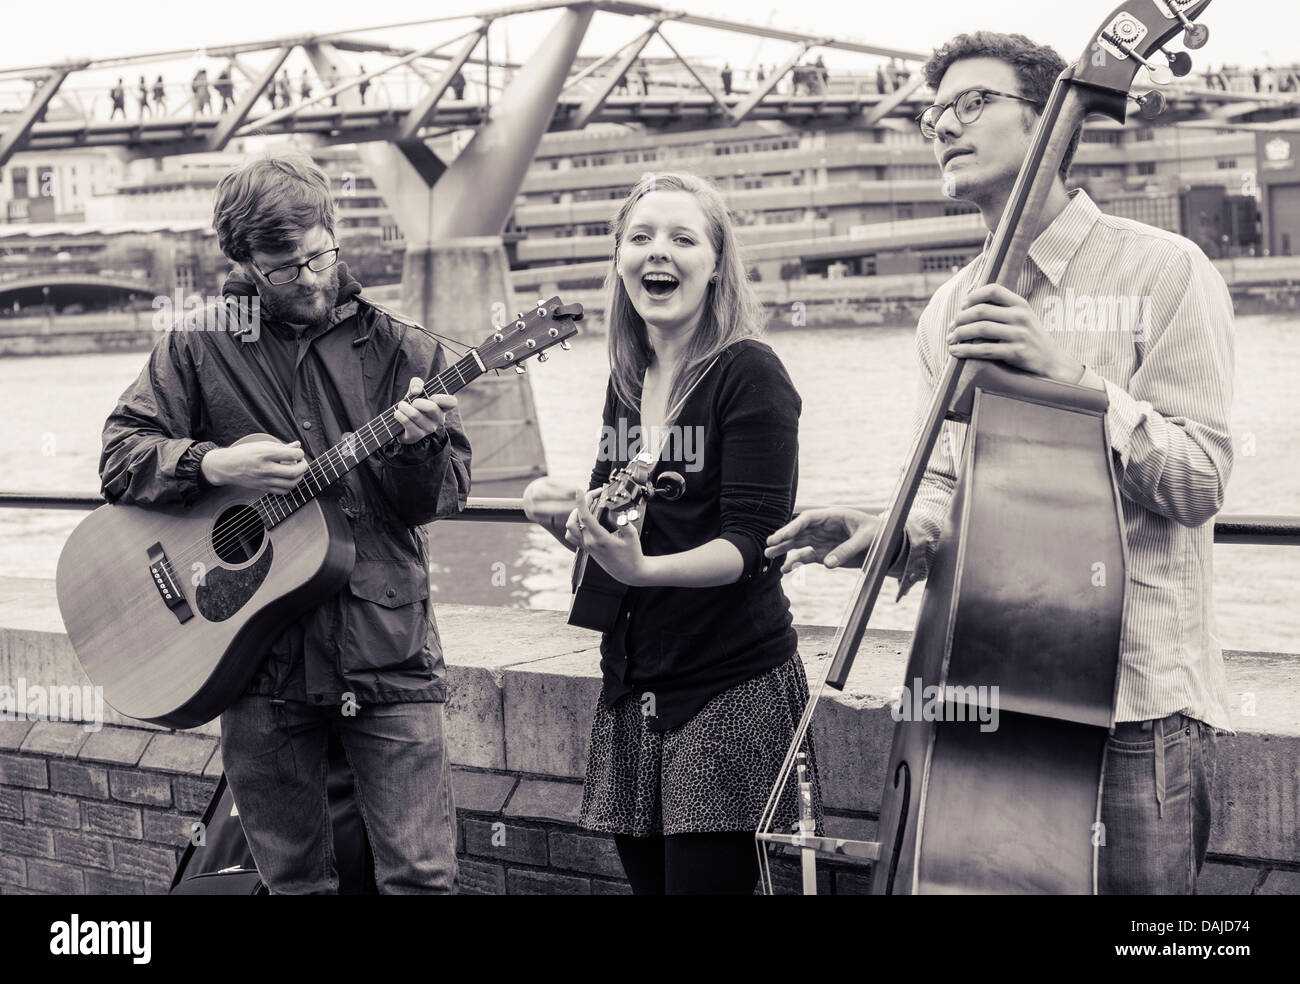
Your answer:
[254,245,341,286]
[916,88,1043,140]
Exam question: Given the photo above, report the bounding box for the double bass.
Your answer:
[757,0,1214,894]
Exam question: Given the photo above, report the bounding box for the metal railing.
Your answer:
[1,491,1297,545]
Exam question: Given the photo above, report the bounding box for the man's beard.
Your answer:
[257,264,340,328]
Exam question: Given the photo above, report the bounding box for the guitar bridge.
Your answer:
[147,542,194,624]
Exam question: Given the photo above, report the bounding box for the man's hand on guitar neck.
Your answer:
[200,440,309,494]
[394,377,458,446]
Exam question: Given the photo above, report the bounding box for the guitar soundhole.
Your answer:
[211,504,266,565]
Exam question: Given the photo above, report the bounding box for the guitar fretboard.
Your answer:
[254,351,482,527]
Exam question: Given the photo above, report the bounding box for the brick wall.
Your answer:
[5,720,1293,894]
[0,719,219,895]
[2,595,1297,895]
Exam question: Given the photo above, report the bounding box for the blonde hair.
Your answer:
[604,171,766,420]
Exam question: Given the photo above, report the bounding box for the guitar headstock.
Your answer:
[1073,1,1211,121]
[476,296,583,373]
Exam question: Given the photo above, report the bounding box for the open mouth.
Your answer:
[641,272,680,298]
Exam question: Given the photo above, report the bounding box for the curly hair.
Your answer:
[212,152,337,263]
[923,31,1080,181]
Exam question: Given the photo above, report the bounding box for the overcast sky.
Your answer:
[2,0,1290,76]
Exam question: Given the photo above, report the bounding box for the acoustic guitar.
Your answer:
[568,451,684,632]
[57,298,583,728]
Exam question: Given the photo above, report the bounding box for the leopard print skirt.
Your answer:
[579,654,824,837]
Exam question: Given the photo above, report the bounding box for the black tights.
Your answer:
[613,832,758,895]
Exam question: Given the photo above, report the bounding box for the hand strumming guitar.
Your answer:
[200,440,309,494]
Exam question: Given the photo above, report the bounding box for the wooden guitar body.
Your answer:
[568,549,632,634]
[56,433,355,728]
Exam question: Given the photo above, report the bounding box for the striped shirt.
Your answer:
[893,189,1235,732]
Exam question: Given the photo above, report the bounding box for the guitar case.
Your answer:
[170,729,376,895]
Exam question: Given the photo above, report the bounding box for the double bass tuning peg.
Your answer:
[1135,89,1167,120]
[1183,23,1209,50]
[1162,47,1193,78]
[1164,2,1209,49]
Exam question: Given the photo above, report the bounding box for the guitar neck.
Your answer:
[255,350,483,527]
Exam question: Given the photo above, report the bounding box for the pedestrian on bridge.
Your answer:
[451,70,466,101]
[721,63,733,96]
[192,68,210,115]
[109,78,127,120]
[153,75,167,115]
[216,67,235,113]
[327,64,340,106]
[300,69,313,103]
[137,75,151,119]
[277,70,292,109]
[358,65,370,105]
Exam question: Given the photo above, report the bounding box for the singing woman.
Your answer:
[524,171,822,894]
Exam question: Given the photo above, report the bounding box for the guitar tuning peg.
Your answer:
[514,364,527,374]
[536,352,548,362]
[560,340,572,350]
[1136,89,1167,120]
[1163,48,1193,78]
[1147,62,1173,86]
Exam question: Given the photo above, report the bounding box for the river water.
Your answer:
[1,316,1296,655]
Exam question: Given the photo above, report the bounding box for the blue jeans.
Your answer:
[220,696,457,894]
[1100,712,1217,894]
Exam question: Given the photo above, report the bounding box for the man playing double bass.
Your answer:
[768,32,1234,894]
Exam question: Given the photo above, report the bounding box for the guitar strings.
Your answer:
[193,355,476,564]
[195,312,573,564]
[108,355,481,616]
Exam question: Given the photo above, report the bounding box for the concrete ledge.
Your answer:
[2,575,1299,891]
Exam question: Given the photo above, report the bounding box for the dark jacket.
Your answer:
[99,265,472,707]
[590,339,801,731]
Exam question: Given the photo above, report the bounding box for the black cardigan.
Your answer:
[588,338,801,731]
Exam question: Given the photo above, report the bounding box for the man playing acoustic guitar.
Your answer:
[100,153,471,893]
[768,32,1234,894]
